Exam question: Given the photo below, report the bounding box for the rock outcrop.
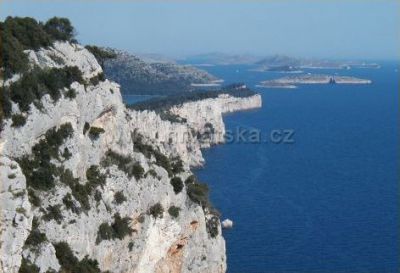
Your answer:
[0,41,261,273]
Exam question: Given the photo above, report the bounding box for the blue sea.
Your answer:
[123,63,399,273]
[193,63,399,273]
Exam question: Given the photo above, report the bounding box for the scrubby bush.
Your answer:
[75,256,102,273]
[18,258,40,273]
[145,169,158,179]
[28,189,41,207]
[18,155,56,190]
[69,182,91,211]
[186,182,209,206]
[101,150,144,180]
[170,177,183,194]
[59,168,78,186]
[130,163,145,181]
[62,193,80,214]
[54,242,103,273]
[96,222,114,243]
[43,204,63,223]
[65,88,77,99]
[18,123,73,191]
[85,45,116,68]
[148,203,164,219]
[25,229,47,248]
[11,114,26,127]
[184,175,196,185]
[114,191,127,204]
[171,157,184,174]
[54,242,79,271]
[6,66,83,113]
[168,206,180,218]
[88,126,105,139]
[86,165,106,189]
[206,216,219,238]
[132,133,155,158]
[96,213,133,244]
[44,17,75,42]
[94,190,102,203]
[89,72,105,86]
[112,213,133,239]
[59,166,105,212]
[132,134,173,176]
[24,218,46,248]
[132,133,182,177]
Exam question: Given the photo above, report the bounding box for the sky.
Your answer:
[1,0,399,60]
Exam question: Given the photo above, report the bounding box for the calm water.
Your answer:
[193,63,399,273]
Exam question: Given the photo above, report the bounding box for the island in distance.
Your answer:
[258,74,372,89]
[253,55,381,72]
[181,53,381,72]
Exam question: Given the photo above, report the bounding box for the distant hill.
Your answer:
[182,53,380,71]
[255,55,380,70]
[103,50,219,95]
[180,52,260,65]
[255,55,301,67]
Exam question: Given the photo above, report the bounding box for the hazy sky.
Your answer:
[1,0,399,60]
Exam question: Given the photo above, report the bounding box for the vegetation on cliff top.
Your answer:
[0,16,75,79]
[85,45,117,68]
[0,16,83,129]
[128,83,256,112]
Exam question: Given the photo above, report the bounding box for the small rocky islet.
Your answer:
[258,74,372,89]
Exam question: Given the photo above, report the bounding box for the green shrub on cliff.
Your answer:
[86,165,106,189]
[101,150,144,180]
[170,177,183,194]
[18,123,73,191]
[186,182,209,207]
[44,17,75,42]
[206,215,219,238]
[11,114,26,127]
[114,191,127,204]
[85,45,116,68]
[96,213,133,244]
[6,66,83,113]
[88,126,105,139]
[148,203,164,219]
[54,241,103,273]
[168,206,180,218]
[18,258,40,273]
[43,204,63,223]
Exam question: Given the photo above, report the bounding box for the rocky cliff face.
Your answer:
[129,94,261,167]
[0,42,261,273]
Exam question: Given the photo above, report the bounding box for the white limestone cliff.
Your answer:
[0,42,261,273]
